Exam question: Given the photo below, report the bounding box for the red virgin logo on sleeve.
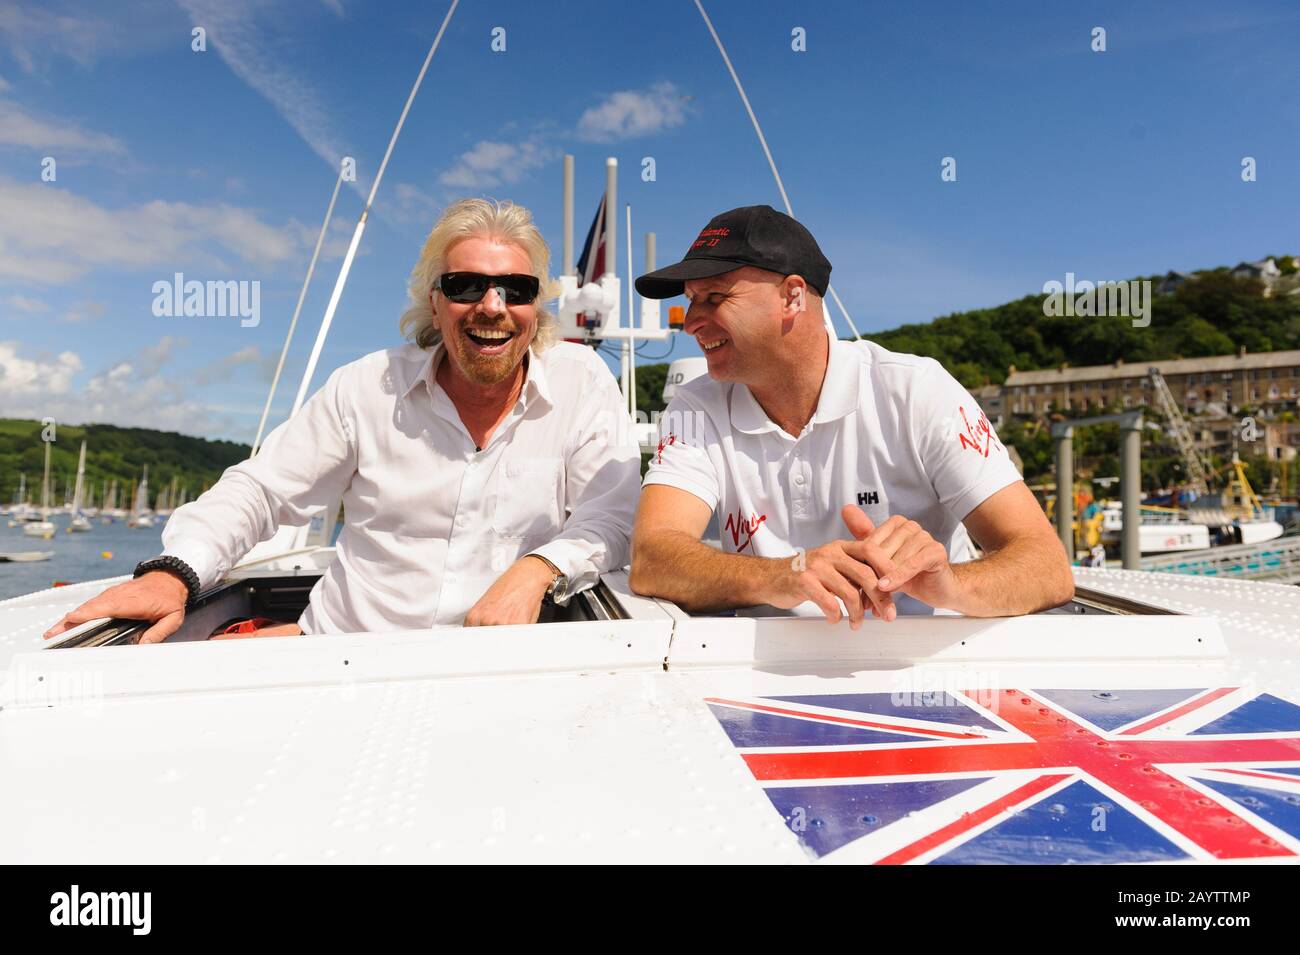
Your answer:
[957,407,1004,458]
[655,432,677,464]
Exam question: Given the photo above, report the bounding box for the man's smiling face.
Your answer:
[432,235,538,387]
[682,266,786,384]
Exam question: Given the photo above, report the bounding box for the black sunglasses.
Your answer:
[435,271,540,305]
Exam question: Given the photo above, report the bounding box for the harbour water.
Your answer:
[0,516,164,603]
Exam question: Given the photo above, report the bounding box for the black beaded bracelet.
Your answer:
[134,555,201,604]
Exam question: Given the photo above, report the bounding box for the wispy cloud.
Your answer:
[576,81,691,142]
[438,138,558,191]
[0,98,127,156]
[0,174,336,284]
[60,299,107,323]
[4,294,49,316]
[0,1,178,74]
[176,0,362,193]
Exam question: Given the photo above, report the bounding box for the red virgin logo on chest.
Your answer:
[725,509,767,553]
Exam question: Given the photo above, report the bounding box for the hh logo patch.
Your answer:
[725,509,767,553]
[957,407,1003,458]
[857,490,880,506]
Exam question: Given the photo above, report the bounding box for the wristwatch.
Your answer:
[134,555,201,605]
[530,554,569,605]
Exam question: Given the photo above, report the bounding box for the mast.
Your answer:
[40,439,51,518]
[71,441,87,515]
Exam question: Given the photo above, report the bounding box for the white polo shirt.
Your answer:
[642,333,1023,615]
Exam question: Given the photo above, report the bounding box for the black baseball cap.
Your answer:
[634,205,832,299]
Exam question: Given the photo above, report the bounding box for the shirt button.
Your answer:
[794,473,806,486]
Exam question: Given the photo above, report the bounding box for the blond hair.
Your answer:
[398,197,556,351]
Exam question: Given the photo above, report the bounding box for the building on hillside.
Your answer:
[1003,349,1300,421]
[1231,257,1282,284]
[1155,271,1195,296]
[1001,350,1300,461]
[973,384,1004,430]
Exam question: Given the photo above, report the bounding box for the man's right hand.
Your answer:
[764,539,896,628]
[43,571,189,645]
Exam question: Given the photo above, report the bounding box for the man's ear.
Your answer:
[783,276,807,318]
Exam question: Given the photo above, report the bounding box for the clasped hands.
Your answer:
[766,506,959,628]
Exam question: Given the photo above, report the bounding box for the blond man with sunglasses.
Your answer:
[46,199,641,642]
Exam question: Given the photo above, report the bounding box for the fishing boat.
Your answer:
[1,2,1298,867]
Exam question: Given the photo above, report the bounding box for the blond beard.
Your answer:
[447,329,530,386]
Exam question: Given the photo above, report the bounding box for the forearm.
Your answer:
[162,470,282,587]
[629,530,788,612]
[948,534,1074,616]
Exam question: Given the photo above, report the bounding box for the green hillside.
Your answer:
[635,263,1300,413]
[0,419,248,507]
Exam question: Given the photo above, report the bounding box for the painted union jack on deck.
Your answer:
[706,688,1300,864]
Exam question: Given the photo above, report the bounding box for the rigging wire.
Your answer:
[250,168,344,456]
[692,0,864,341]
[289,0,462,417]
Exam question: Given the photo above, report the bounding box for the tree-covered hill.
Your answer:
[0,419,248,506]
[634,264,1300,413]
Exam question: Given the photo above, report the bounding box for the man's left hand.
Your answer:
[841,507,962,613]
[464,556,555,627]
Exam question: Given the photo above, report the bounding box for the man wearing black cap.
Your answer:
[628,205,1073,625]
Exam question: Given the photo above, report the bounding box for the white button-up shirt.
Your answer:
[163,341,641,632]
[643,332,1023,614]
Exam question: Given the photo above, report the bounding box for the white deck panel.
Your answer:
[1,564,1298,863]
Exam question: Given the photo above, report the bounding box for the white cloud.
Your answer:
[0,98,127,156]
[138,334,187,377]
[176,0,362,194]
[60,299,107,323]
[0,338,241,436]
[439,139,557,190]
[577,81,690,142]
[0,174,328,285]
[4,294,48,315]
[192,344,265,386]
[390,181,441,225]
[0,341,83,397]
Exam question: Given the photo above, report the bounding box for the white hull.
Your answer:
[1238,520,1284,545]
[21,520,55,539]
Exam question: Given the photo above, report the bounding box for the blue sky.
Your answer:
[1,0,1297,441]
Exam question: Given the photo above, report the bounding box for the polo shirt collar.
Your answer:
[730,331,860,434]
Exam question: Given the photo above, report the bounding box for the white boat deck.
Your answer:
[1,566,1298,864]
